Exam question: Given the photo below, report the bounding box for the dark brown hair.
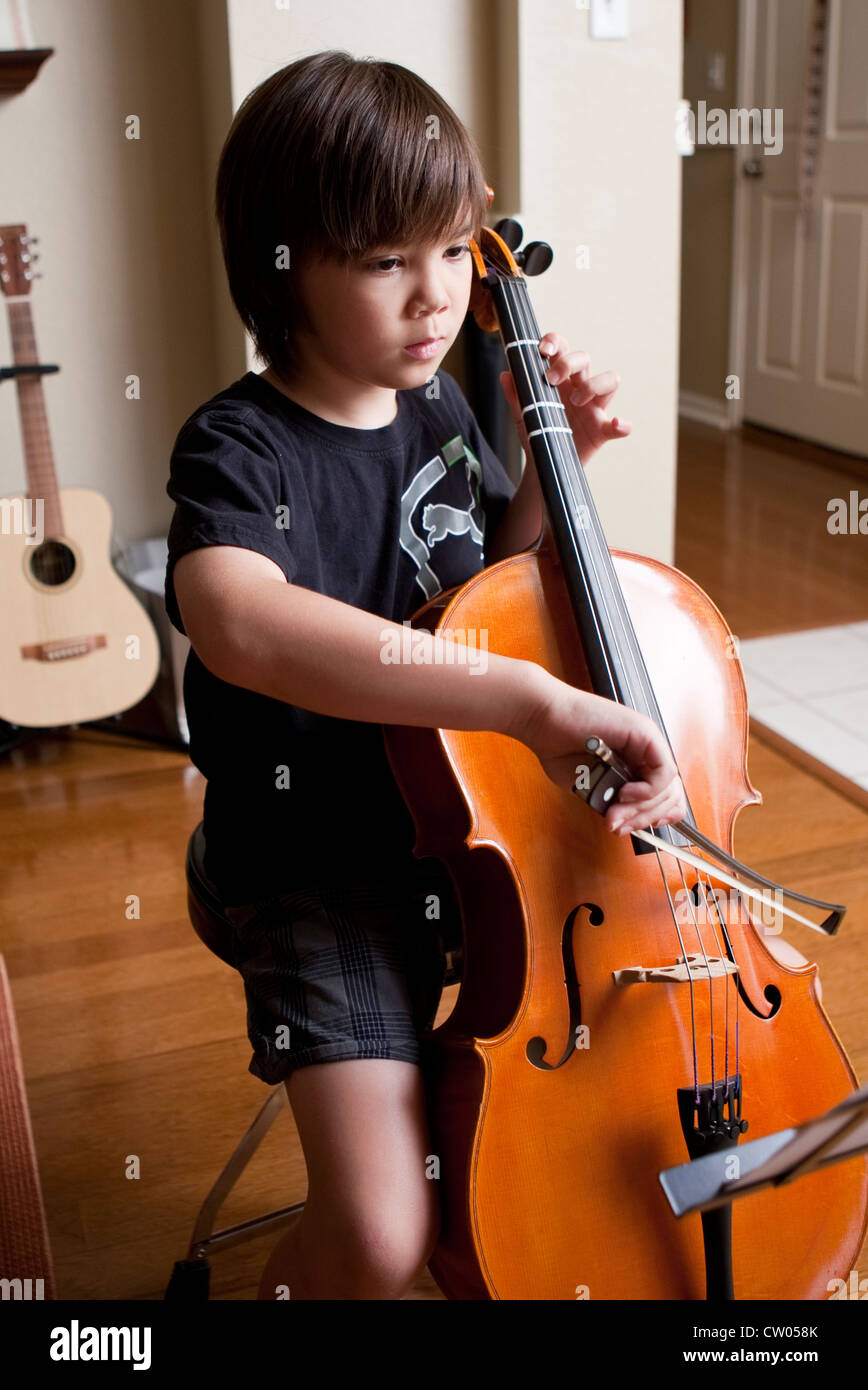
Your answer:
[215,50,489,381]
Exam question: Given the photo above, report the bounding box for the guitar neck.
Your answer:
[7,299,63,538]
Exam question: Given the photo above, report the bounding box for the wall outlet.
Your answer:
[589,0,629,41]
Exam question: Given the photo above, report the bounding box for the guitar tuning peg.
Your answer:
[22,235,40,245]
[24,270,43,280]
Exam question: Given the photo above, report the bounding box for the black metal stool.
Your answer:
[164,823,302,1299]
[165,821,461,1300]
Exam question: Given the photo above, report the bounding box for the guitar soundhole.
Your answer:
[29,540,76,587]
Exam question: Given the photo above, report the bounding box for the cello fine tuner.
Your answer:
[613,955,740,987]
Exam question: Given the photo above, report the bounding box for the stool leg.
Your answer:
[190,1085,290,1247]
[166,1086,305,1300]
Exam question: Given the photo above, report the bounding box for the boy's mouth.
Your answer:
[403,337,445,360]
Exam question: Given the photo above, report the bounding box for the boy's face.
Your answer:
[291,213,475,394]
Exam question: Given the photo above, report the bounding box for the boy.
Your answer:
[165,50,685,1300]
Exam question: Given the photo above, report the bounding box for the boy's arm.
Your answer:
[173,544,545,737]
[173,544,686,829]
[485,451,543,564]
[482,371,543,564]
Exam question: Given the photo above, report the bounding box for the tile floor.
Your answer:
[739,624,868,793]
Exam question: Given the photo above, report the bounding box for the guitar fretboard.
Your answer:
[6,296,63,540]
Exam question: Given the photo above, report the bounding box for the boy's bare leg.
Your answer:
[257,1058,440,1300]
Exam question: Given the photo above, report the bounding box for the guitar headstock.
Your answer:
[0,225,41,297]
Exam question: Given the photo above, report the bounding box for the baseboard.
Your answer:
[750,716,868,813]
[678,390,731,430]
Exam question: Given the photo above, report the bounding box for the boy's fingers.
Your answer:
[612,771,684,810]
[538,333,567,360]
[610,781,686,834]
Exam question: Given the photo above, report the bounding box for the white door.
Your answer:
[742,0,868,457]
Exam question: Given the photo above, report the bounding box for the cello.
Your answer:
[384,213,868,1300]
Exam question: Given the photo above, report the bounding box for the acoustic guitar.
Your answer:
[0,224,159,728]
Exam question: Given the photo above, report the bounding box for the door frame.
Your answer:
[727,0,756,432]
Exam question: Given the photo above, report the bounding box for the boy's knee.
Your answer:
[326,1191,441,1299]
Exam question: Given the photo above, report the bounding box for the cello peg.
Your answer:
[517,240,554,276]
[494,217,523,250]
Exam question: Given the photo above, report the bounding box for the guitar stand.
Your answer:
[0,363,60,382]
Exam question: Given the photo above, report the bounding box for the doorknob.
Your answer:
[742,158,764,177]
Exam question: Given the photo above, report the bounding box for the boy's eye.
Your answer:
[366,243,471,274]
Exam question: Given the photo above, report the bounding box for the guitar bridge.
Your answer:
[21,635,107,662]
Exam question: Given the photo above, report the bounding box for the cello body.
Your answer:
[385,533,868,1300]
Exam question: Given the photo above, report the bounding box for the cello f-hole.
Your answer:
[525,901,601,1071]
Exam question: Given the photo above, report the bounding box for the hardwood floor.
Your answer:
[675,420,868,637]
[1,419,867,1302]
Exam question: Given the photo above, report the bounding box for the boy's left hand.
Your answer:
[500,332,631,468]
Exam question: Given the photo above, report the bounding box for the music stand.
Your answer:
[660,1082,868,1217]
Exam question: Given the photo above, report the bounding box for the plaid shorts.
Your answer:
[222,869,454,1085]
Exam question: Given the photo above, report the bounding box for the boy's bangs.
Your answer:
[315,105,489,262]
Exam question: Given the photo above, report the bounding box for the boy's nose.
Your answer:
[409,266,451,315]
[409,287,449,317]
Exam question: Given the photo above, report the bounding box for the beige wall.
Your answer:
[222,0,500,380]
[0,0,220,548]
[222,0,683,563]
[1,0,683,565]
[512,0,683,560]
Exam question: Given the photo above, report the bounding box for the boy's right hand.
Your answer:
[510,671,687,837]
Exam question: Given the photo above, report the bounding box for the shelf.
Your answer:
[0,48,54,95]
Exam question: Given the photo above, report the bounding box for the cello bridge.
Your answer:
[612,954,739,987]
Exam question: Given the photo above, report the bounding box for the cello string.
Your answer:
[500,271,719,1000]
[499,264,741,1096]
[697,868,749,1097]
[508,277,698,786]
[696,873,731,1092]
[675,861,726,1093]
[503,262,748,1102]
[497,276,715,1085]
[506,277,656,715]
[700,872,735,1093]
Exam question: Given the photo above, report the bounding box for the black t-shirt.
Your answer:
[164,368,516,905]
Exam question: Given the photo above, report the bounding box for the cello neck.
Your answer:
[490,271,663,720]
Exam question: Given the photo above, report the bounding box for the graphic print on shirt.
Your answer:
[400,434,485,600]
